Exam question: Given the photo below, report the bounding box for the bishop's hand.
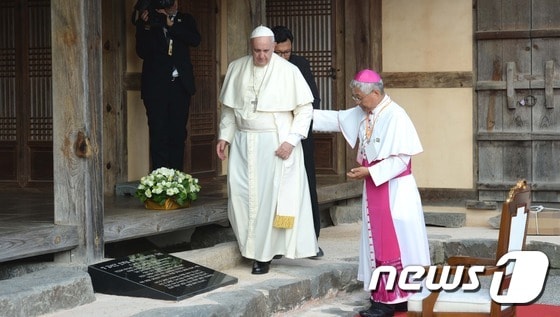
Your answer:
[347,166,365,180]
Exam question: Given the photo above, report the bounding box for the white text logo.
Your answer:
[368,251,549,304]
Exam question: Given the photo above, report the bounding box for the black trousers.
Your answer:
[143,78,191,171]
[302,122,320,238]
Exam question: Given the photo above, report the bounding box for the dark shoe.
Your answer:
[358,301,394,317]
[251,260,271,274]
[394,302,407,312]
[273,254,283,259]
[309,247,324,259]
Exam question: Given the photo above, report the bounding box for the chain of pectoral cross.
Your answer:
[363,98,391,143]
[251,64,269,112]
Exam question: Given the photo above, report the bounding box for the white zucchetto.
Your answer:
[250,25,274,39]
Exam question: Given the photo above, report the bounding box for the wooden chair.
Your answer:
[407,180,531,317]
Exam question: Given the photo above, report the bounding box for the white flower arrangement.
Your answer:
[135,167,201,207]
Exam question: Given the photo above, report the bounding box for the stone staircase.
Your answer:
[3,191,559,316]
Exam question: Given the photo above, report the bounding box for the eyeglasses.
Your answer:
[274,50,292,56]
[352,94,369,103]
[351,91,373,103]
[351,94,364,103]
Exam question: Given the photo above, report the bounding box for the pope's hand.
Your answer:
[216,140,229,160]
[275,142,294,160]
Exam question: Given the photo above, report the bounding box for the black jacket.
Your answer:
[136,11,201,98]
[289,54,321,109]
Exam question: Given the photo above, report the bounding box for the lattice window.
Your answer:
[28,2,52,142]
[266,0,334,110]
[1,2,17,142]
[189,112,215,135]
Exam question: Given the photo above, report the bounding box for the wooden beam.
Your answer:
[477,79,560,90]
[477,132,560,141]
[103,178,362,242]
[475,29,560,40]
[475,30,531,40]
[51,0,104,264]
[104,200,229,243]
[381,72,473,89]
[0,224,78,263]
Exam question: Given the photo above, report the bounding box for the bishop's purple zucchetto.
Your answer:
[353,69,382,83]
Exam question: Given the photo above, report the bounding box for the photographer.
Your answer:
[135,0,200,171]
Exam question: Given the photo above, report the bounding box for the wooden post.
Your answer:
[51,0,104,264]
[225,0,253,61]
[343,0,382,174]
[545,60,555,109]
[506,62,516,109]
[248,0,265,28]
[102,0,127,194]
[369,0,383,73]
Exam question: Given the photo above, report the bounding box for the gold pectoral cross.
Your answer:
[251,98,258,112]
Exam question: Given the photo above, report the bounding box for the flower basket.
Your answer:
[145,198,191,210]
[135,167,201,211]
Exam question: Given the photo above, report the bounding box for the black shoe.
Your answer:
[394,302,407,312]
[251,260,271,275]
[309,247,324,259]
[358,301,394,317]
[273,254,283,259]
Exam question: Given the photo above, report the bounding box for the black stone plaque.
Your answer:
[88,250,238,301]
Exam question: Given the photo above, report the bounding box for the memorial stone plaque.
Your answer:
[88,250,238,301]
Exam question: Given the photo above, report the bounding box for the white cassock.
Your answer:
[313,95,431,292]
[218,53,318,261]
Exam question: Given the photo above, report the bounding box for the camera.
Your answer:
[132,0,175,28]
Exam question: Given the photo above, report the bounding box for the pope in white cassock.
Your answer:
[216,26,319,275]
[313,69,431,317]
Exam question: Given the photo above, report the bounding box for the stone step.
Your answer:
[423,205,499,227]
[329,205,469,228]
[424,212,466,228]
[0,265,95,317]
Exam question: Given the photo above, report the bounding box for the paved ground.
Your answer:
[274,277,560,317]
[38,221,560,317]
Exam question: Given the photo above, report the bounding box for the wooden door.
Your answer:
[0,0,52,188]
[476,0,560,202]
[182,0,217,178]
[266,0,339,174]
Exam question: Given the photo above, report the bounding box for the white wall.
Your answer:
[382,0,474,189]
